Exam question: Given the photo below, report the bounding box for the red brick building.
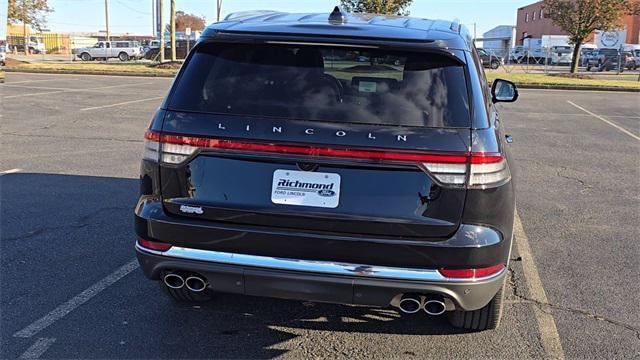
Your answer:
[515,1,640,45]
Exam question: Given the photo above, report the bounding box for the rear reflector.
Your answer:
[143,130,510,188]
[438,264,505,279]
[138,238,172,251]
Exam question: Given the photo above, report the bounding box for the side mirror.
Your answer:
[491,79,519,103]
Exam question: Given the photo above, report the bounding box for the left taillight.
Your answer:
[143,129,160,162]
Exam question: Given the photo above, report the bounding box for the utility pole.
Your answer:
[159,0,165,62]
[151,0,155,37]
[170,0,176,61]
[217,0,223,22]
[22,0,28,56]
[104,0,110,42]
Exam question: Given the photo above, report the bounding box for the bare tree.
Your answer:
[8,0,52,56]
[174,11,206,32]
[340,0,413,15]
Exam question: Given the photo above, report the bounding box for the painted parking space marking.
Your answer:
[2,82,155,99]
[6,78,78,84]
[80,96,164,111]
[501,111,640,119]
[514,212,565,360]
[567,101,640,141]
[18,338,56,359]
[0,168,22,176]
[2,84,90,91]
[13,259,139,338]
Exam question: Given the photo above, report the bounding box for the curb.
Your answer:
[4,68,176,78]
[6,68,640,92]
[513,83,640,92]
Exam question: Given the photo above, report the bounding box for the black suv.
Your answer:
[135,8,518,331]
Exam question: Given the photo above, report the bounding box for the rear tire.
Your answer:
[161,272,213,302]
[490,60,500,70]
[80,52,92,61]
[447,280,505,331]
[118,52,129,61]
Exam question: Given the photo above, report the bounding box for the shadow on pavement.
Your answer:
[1,173,467,359]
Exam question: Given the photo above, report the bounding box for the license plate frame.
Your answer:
[271,170,341,208]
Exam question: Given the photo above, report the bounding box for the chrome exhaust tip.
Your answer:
[184,275,207,292]
[163,273,185,289]
[398,294,422,314]
[423,299,446,316]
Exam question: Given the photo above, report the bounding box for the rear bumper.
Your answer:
[136,244,507,311]
[134,197,512,270]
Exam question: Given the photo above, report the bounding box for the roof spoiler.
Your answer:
[224,10,283,22]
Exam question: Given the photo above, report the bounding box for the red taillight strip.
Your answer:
[144,130,503,165]
[437,264,505,279]
[138,238,172,251]
[470,153,504,164]
[144,129,161,142]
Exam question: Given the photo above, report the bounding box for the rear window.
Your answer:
[169,43,470,128]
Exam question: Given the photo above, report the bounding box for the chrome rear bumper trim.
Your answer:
[136,244,506,283]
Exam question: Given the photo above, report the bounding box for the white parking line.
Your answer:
[13,259,139,338]
[0,168,22,176]
[2,84,85,91]
[6,78,77,84]
[80,96,164,111]
[514,212,565,360]
[567,101,640,141]
[2,82,154,99]
[18,338,56,359]
[501,111,640,119]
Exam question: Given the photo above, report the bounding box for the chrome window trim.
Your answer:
[136,244,506,283]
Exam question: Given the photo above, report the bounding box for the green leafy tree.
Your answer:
[340,0,413,15]
[7,0,52,31]
[628,0,640,15]
[543,0,628,73]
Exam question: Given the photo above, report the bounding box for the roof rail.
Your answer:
[450,18,461,32]
[224,10,283,22]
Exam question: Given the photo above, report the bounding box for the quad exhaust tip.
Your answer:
[397,293,447,316]
[163,273,185,289]
[423,299,446,316]
[185,275,207,292]
[163,272,208,292]
[398,294,423,314]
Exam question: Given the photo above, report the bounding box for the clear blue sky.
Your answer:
[36,0,533,37]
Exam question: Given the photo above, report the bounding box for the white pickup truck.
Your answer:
[75,41,143,61]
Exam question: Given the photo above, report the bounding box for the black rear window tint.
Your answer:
[169,43,470,128]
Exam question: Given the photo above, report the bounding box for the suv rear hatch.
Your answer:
[153,42,475,239]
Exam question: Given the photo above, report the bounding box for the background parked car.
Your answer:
[143,40,191,60]
[622,51,637,70]
[7,35,46,54]
[74,41,143,61]
[477,48,503,69]
[587,49,624,72]
[0,45,6,66]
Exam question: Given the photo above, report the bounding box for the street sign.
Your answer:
[185,27,192,36]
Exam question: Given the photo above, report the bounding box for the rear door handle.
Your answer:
[505,134,514,143]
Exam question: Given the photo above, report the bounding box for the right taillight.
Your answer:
[424,152,510,188]
[468,152,511,188]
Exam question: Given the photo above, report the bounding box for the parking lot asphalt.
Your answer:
[1,72,639,359]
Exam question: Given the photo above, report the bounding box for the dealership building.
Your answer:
[515,1,640,46]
